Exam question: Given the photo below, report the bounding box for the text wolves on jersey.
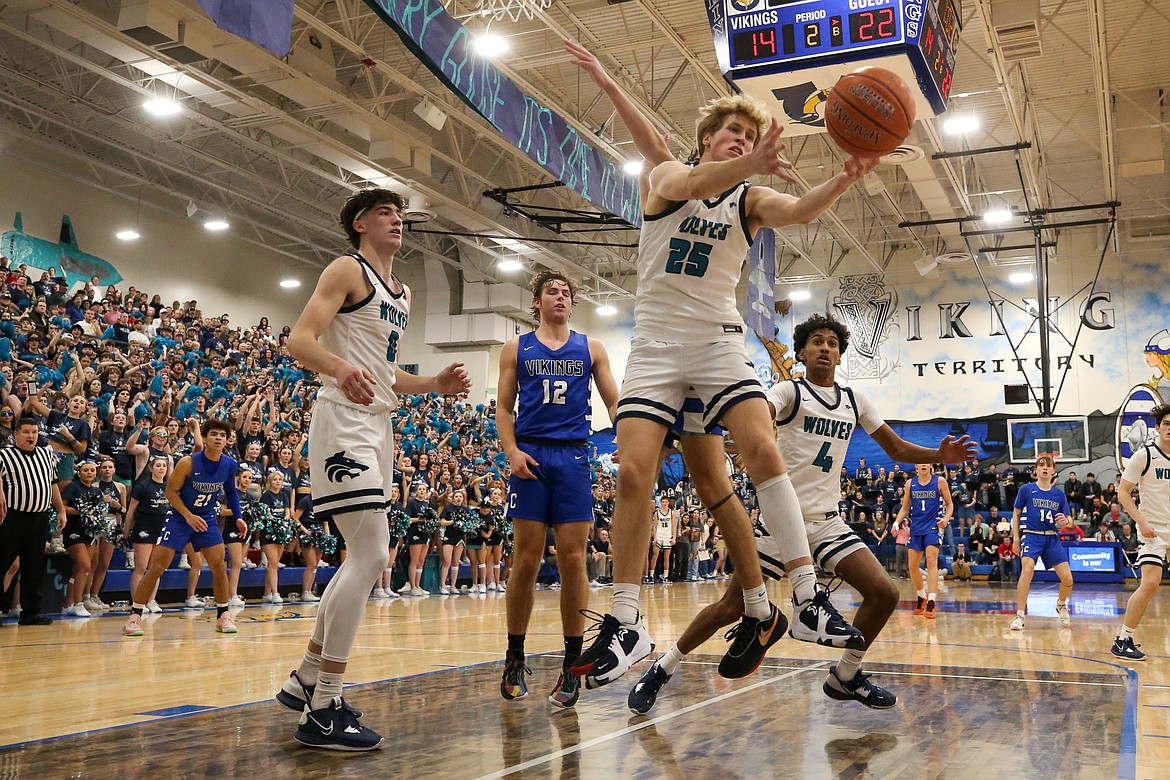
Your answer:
[802,415,854,441]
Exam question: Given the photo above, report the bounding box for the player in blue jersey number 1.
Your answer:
[895,463,953,620]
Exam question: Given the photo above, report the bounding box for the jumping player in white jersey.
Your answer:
[277,189,470,751]
[497,269,619,708]
[1111,403,1170,660]
[567,40,882,689]
[627,314,976,714]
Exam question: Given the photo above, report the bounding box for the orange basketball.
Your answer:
[825,67,916,158]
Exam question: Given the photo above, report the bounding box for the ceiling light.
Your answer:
[203,219,230,231]
[143,97,181,117]
[623,160,644,176]
[497,258,522,272]
[596,303,617,316]
[280,279,301,289]
[472,32,509,58]
[943,115,980,135]
[115,229,140,241]
[1009,270,1034,284]
[789,289,811,301]
[983,208,1012,224]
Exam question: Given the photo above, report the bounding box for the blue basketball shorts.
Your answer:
[1020,533,1068,569]
[908,527,941,551]
[156,515,224,552]
[506,442,593,525]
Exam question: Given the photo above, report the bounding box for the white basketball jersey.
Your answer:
[655,509,674,537]
[769,378,884,515]
[317,252,409,413]
[634,181,753,344]
[1122,443,1170,528]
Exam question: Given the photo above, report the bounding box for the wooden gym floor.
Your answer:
[1,578,1167,779]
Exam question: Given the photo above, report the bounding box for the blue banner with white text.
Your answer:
[196,0,294,57]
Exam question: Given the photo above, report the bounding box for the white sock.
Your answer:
[311,670,343,711]
[928,592,936,603]
[1017,609,1026,618]
[297,648,323,685]
[789,565,817,605]
[659,644,685,676]
[755,474,812,563]
[742,582,771,620]
[612,583,641,625]
[835,648,866,682]
[1056,600,1066,609]
[916,588,927,600]
[1119,625,1135,640]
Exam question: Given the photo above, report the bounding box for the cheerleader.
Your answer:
[484,487,506,594]
[124,456,169,612]
[259,471,293,604]
[239,441,266,498]
[375,484,405,599]
[83,457,126,611]
[59,461,103,616]
[401,483,435,596]
[220,468,254,606]
[466,499,493,594]
[438,489,468,595]
[294,491,332,602]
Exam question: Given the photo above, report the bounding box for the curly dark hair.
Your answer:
[529,270,577,322]
[1152,403,1170,427]
[339,188,405,249]
[793,313,850,356]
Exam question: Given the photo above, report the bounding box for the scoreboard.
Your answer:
[709,0,961,136]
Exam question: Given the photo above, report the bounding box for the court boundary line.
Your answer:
[472,661,832,780]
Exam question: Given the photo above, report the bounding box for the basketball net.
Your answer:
[464,0,552,23]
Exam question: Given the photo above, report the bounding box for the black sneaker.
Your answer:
[548,669,581,708]
[789,586,866,650]
[823,665,897,709]
[628,660,672,715]
[18,614,52,626]
[718,604,788,679]
[571,611,654,688]
[277,671,363,718]
[500,655,532,700]
[1110,636,1146,661]
[294,697,384,751]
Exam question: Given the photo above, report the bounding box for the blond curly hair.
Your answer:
[690,94,771,162]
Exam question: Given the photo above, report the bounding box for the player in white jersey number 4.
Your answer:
[627,315,977,714]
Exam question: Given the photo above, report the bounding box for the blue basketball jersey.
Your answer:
[514,330,592,441]
[908,475,943,534]
[171,451,239,522]
[1014,482,1070,533]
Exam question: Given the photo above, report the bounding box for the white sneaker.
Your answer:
[371,588,389,599]
[398,584,414,595]
[91,596,109,610]
[411,587,428,597]
[1056,604,1071,627]
[125,551,135,569]
[8,606,21,618]
[178,554,191,570]
[71,604,92,618]
[262,594,274,604]
[277,562,286,568]
[1010,615,1026,631]
[439,586,451,595]
[82,596,99,611]
[242,558,257,569]
[271,593,284,604]
[227,596,246,608]
[478,584,487,594]
[497,583,506,593]
[146,600,163,614]
[302,593,320,603]
[486,582,497,592]
[184,596,203,608]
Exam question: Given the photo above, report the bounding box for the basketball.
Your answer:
[825,67,916,158]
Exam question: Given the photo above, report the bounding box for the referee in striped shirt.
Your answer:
[0,417,67,626]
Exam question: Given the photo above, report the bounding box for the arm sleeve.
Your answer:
[223,463,242,520]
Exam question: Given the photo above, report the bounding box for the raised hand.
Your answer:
[746,119,798,184]
[436,362,471,397]
[842,155,881,181]
[938,435,978,464]
[564,39,614,90]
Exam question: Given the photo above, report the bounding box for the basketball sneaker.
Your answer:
[122,613,144,636]
[822,666,897,709]
[301,593,320,603]
[1110,636,1146,661]
[228,596,246,608]
[145,600,163,614]
[913,597,925,616]
[1056,603,1071,627]
[500,655,532,700]
[548,669,581,709]
[570,611,654,688]
[924,599,937,620]
[718,604,788,679]
[789,587,865,650]
[216,613,238,634]
[294,697,384,751]
[627,660,672,715]
[371,588,389,599]
[277,671,365,718]
[184,596,203,608]
[1010,615,1026,631]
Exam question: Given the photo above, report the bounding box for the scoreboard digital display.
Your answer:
[711,0,962,118]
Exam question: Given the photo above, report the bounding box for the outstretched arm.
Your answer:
[871,426,978,467]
